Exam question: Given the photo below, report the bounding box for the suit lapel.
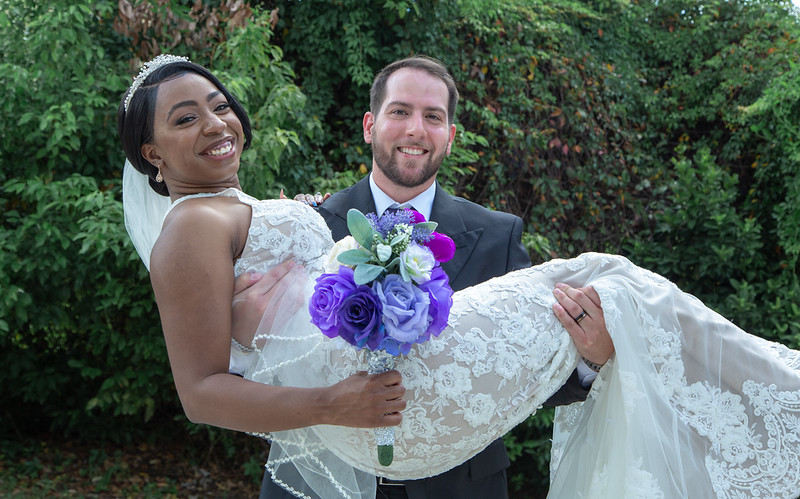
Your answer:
[324,177,377,240]
[430,184,482,288]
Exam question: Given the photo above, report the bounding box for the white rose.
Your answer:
[399,243,435,284]
[324,235,360,273]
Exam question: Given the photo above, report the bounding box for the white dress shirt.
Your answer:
[369,174,436,221]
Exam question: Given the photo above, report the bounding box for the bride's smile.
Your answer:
[202,137,236,158]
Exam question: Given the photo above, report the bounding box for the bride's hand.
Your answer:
[323,370,406,428]
[552,283,614,367]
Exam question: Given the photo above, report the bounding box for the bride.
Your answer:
[119,55,800,499]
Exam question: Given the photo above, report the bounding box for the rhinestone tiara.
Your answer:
[123,54,190,112]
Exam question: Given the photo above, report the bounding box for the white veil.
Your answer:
[122,160,172,271]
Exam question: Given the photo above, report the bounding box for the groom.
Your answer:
[257,56,614,499]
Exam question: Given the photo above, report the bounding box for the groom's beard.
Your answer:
[371,134,445,189]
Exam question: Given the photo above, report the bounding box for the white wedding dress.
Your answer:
[164,188,800,499]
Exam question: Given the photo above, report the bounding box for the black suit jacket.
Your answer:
[314,176,588,498]
[318,178,531,293]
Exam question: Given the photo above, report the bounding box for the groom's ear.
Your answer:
[446,123,456,155]
[363,112,375,144]
[140,143,162,167]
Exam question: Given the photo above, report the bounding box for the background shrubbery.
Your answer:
[2,0,799,495]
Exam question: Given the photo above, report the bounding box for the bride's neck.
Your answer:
[168,177,243,202]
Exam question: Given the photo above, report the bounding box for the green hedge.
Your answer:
[2,0,799,494]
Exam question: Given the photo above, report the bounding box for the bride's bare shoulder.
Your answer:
[153,196,250,269]
[164,195,245,226]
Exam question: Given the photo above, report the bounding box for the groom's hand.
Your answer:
[552,283,614,367]
[292,191,331,207]
[231,261,298,346]
[324,370,406,428]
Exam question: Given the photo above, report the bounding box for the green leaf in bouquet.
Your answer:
[399,261,410,282]
[384,257,400,274]
[347,209,375,248]
[337,249,372,265]
[415,221,438,232]
[353,263,385,285]
[389,232,409,246]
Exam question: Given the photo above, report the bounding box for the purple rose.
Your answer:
[309,266,358,338]
[418,266,453,338]
[374,274,431,354]
[424,232,456,263]
[310,266,383,349]
[336,285,384,350]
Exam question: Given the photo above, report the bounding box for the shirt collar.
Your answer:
[368,173,436,222]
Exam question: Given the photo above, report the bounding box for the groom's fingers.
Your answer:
[232,271,262,295]
[555,283,600,316]
[575,285,602,309]
[553,284,593,329]
[235,261,296,302]
[232,261,296,298]
[292,192,332,206]
[553,283,614,365]
[231,262,299,346]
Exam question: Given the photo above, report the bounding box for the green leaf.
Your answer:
[337,249,371,265]
[389,233,407,246]
[353,263,384,285]
[399,262,410,282]
[347,209,375,248]
[415,221,438,232]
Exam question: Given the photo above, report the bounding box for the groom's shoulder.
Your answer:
[445,193,522,227]
[315,182,363,230]
[325,182,360,205]
[318,184,356,216]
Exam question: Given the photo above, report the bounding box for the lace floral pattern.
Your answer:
[634,303,800,498]
[306,267,579,479]
[184,190,800,498]
[231,191,331,276]
[549,255,800,499]
[224,190,580,486]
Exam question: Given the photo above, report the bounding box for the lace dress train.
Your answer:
[249,254,800,498]
[548,257,800,498]
[209,190,800,498]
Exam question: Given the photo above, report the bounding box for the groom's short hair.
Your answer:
[369,55,459,125]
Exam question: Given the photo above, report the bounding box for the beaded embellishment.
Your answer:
[123,54,189,112]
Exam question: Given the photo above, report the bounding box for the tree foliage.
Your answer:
[2,0,800,494]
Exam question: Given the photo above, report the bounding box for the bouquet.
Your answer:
[308,207,455,466]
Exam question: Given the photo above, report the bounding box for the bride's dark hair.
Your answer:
[117,60,253,196]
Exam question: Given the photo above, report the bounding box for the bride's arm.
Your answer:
[149,201,405,433]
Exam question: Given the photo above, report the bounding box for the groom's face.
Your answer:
[364,68,456,191]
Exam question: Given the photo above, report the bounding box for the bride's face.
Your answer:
[141,72,244,190]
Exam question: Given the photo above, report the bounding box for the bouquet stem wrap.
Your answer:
[367,349,395,466]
